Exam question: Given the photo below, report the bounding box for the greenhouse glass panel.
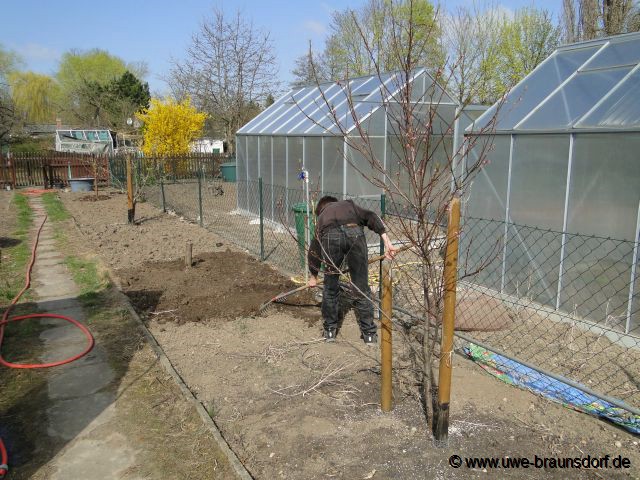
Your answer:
[299,85,348,131]
[471,46,600,132]
[323,136,344,195]
[307,101,350,135]
[427,136,454,221]
[567,133,640,241]
[287,137,304,188]
[344,102,377,133]
[503,135,569,306]
[560,133,640,328]
[272,136,287,224]
[236,137,248,211]
[465,135,510,220]
[259,137,270,180]
[386,135,411,198]
[577,68,640,128]
[286,84,343,134]
[519,67,631,130]
[273,93,328,134]
[247,136,258,181]
[247,136,259,213]
[304,137,322,191]
[240,94,290,133]
[363,107,386,137]
[350,76,376,94]
[244,103,289,133]
[260,87,317,132]
[259,137,273,219]
[345,138,384,197]
[582,37,640,70]
[272,137,286,187]
[365,72,400,104]
[461,135,509,290]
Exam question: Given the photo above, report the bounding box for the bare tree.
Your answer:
[167,8,280,154]
[442,4,502,104]
[291,43,332,88]
[300,0,500,431]
[563,0,639,41]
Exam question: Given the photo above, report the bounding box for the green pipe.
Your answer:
[197,167,203,227]
[259,177,264,261]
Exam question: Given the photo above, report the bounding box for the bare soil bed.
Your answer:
[118,251,316,323]
[59,190,640,480]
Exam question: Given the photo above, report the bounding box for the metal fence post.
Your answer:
[259,177,265,261]
[197,166,204,227]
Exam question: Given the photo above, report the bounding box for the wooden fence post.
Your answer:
[381,262,393,412]
[434,196,461,446]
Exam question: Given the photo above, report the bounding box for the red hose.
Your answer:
[0,210,95,476]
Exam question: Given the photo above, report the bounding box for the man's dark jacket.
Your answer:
[307,199,386,276]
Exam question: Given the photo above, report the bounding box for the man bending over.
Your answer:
[308,195,397,344]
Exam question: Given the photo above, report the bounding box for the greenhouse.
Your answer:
[236,69,482,225]
[55,129,116,154]
[464,31,640,336]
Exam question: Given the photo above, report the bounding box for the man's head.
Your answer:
[315,195,338,216]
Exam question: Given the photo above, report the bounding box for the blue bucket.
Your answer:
[69,178,95,192]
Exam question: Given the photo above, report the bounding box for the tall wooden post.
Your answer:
[434,196,461,445]
[380,262,393,412]
[126,155,134,224]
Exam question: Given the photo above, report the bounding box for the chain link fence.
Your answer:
[455,217,639,415]
[138,163,639,424]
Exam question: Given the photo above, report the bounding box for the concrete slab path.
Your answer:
[27,197,142,480]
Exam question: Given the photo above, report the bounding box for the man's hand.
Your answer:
[381,233,397,260]
[308,275,318,288]
[385,244,398,260]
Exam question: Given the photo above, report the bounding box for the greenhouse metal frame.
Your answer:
[465,31,640,336]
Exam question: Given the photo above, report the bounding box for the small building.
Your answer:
[55,129,116,155]
[190,138,225,154]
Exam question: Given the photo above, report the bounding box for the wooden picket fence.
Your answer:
[0,152,228,189]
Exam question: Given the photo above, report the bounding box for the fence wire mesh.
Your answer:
[139,163,639,417]
[455,217,639,413]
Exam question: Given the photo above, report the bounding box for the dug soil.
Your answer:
[118,251,309,322]
[59,190,640,480]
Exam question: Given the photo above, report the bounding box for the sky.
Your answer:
[3,0,561,96]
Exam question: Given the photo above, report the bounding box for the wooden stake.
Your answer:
[381,262,393,412]
[434,196,461,445]
[186,242,192,268]
[126,155,134,224]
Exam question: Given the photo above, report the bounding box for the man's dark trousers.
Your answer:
[320,225,375,335]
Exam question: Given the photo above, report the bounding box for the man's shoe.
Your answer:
[362,332,378,346]
[324,328,337,342]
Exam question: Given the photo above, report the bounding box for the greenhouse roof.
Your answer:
[238,68,457,136]
[468,31,640,134]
